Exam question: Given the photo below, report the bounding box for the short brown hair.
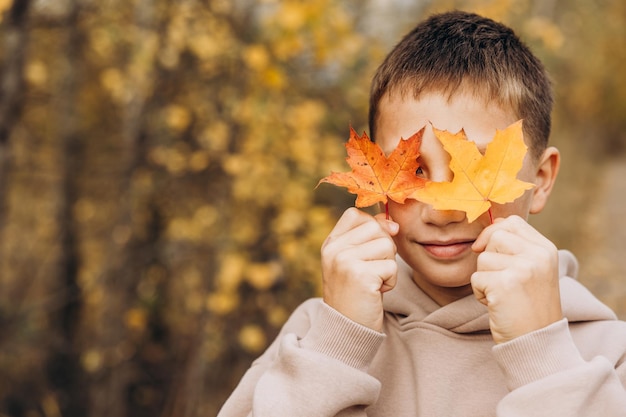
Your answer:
[369,11,552,160]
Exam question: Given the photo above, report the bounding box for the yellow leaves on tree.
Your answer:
[320,121,534,223]
[317,127,427,209]
[413,120,534,222]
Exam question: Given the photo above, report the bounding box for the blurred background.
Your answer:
[0,0,624,416]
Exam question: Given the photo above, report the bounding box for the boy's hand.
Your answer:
[471,215,563,344]
[321,207,399,332]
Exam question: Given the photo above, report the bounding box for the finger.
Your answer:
[473,215,546,252]
[341,236,396,261]
[326,215,391,249]
[470,270,502,306]
[374,213,400,236]
[475,251,513,272]
[369,259,398,292]
[327,207,374,239]
[482,229,526,255]
[470,271,487,306]
[380,270,397,293]
[343,259,397,291]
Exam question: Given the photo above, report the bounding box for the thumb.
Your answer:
[375,213,399,236]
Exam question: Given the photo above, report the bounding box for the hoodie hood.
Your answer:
[383,249,616,334]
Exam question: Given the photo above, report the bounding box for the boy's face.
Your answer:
[376,91,553,305]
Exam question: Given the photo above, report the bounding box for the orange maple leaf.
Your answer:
[411,120,535,223]
[318,126,426,208]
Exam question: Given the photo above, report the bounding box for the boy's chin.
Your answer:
[410,266,476,303]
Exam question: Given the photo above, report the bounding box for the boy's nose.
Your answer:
[428,166,454,183]
[421,204,466,226]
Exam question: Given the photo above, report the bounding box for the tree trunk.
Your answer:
[46,0,89,415]
[0,0,31,285]
[86,1,161,415]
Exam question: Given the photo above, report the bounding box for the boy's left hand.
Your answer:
[471,215,563,344]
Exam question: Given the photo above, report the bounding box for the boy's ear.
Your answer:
[529,146,560,214]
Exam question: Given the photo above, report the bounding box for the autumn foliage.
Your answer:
[318,127,426,207]
[414,121,535,222]
[0,1,381,416]
[320,121,533,223]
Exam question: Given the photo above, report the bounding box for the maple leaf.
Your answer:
[411,120,535,223]
[318,126,426,209]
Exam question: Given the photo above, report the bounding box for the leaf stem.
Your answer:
[488,207,493,224]
[385,202,389,220]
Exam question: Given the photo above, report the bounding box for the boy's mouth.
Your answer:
[419,239,475,259]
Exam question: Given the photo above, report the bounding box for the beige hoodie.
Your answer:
[218,250,626,416]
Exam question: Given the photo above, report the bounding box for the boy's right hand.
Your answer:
[321,207,399,332]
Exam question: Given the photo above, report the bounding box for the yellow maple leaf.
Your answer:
[411,120,535,223]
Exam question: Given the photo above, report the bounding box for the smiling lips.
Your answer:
[420,240,475,259]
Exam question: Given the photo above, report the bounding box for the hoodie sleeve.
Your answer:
[493,318,626,416]
[217,298,385,417]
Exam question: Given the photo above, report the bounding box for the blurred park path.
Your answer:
[577,157,626,320]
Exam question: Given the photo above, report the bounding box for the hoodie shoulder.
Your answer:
[558,249,579,279]
[558,250,618,322]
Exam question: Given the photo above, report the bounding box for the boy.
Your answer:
[218,11,626,416]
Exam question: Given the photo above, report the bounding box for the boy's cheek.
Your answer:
[489,195,533,221]
[387,199,419,223]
